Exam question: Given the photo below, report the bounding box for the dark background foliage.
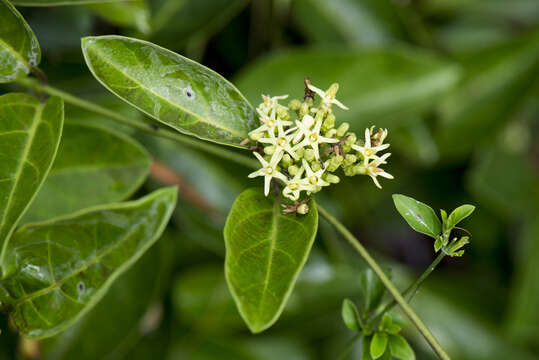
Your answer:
[1,0,538,359]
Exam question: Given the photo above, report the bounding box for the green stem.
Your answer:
[317,204,451,360]
[371,250,446,323]
[16,77,259,170]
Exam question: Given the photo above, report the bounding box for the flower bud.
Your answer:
[300,103,310,117]
[277,106,290,120]
[295,147,305,159]
[327,155,343,171]
[288,165,300,176]
[297,203,309,215]
[353,163,367,175]
[288,99,301,111]
[337,122,350,137]
[250,132,263,141]
[343,154,357,166]
[304,148,315,162]
[322,113,336,131]
[324,173,340,184]
[282,154,293,168]
[311,161,321,171]
[264,145,275,155]
[344,165,356,177]
[345,133,357,146]
[325,128,337,138]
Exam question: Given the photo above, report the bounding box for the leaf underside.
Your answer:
[0,187,177,339]
[224,188,318,333]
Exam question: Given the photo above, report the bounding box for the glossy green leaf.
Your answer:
[41,234,172,360]
[446,204,475,230]
[0,94,63,266]
[393,194,441,239]
[86,0,151,35]
[224,188,318,333]
[81,35,256,146]
[23,123,151,223]
[362,335,374,360]
[389,335,415,360]
[358,268,385,314]
[0,187,177,339]
[370,332,388,359]
[12,0,132,5]
[439,29,539,157]
[0,0,40,83]
[235,48,460,130]
[341,298,361,332]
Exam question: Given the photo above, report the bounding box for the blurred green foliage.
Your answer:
[1,0,538,359]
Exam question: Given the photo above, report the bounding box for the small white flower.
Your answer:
[293,115,338,160]
[364,153,394,189]
[308,83,348,112]
[299,159,330,191]
[248,111,293,139]
[258,119,299,160]
[257,94,289,118]
[352,127,390,161]
[283,166,309,200]
[248,152,287,196]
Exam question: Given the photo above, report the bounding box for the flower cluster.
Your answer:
[247,81,393,206]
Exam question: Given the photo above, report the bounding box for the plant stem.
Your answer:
[371,250,446,323]
[16,77,259,170]
[317,204,451,360]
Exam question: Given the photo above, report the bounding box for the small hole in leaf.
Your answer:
[185,85,195,99]
[78,282,85,292]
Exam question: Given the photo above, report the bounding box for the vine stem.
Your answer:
[317,204,451,360]
[15,77,259,170]
[16,76,450,359]
[372,250,446,322]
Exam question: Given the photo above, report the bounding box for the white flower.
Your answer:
[299,159,330,191]
[258,119,299,160]
[292,115,338,160]
[257,94,289,118]
[283,166,310,200]
[363,153,394,189]
[352,127,390,161]
[248,152,287,196]
[307,83,348,112]
[248,111,293,139]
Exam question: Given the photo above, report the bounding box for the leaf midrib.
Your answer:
[87,43,245,138]
[0,37,31,73]
[0,102,43,263]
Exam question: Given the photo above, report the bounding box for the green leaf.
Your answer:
[341,298,362,332]
[362,335,374,360]
[81,35,256,147]
[389,335,415,360]
[358,268,385,314]
[85,0,151,35]
[370,332,388,359]
[0,94,64,267]
[41,233,173,360]
[224,188,318,333]
[234,48,460,130]
[446,204,475,230]
[23,123,151,223]
[0,187,178,339]
[12,0,131,5]
[392,194,441,239]
[0,0,40,83]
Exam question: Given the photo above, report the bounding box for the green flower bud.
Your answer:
[297,203,309,215]
[311,161,321,171]
[300,103,310,117]
[295,147,305,159]
[277,106,290,121]
[337,122,350,137]
[282,154,293,168]
[250,132,263,141]
[327,155,343,172]
[345,133,357,146]
[305,97,314,107]
[353,163,367,175]
[288,99,301,111]
[288,165,300,176]
[325,128,337,138]
[343,154,357,166]
[342,143,352,153]
[264,145,275,155]
[344,165,356,177]
[322,113,336,131]
[304,148,315,162]
[324,173,340,184]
